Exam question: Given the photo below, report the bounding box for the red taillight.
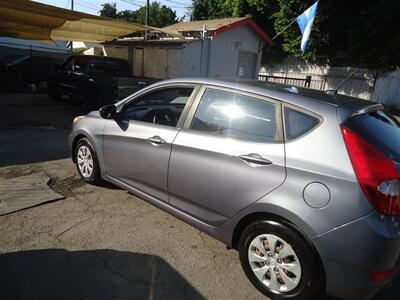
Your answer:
[341,126,400,216]
[370,268,395,282]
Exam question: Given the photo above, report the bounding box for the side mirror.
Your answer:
[99,104,117,119]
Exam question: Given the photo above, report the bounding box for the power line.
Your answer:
[121,0,190,10]
[79,0,101,11]
[164,0,191,6]
[74,1,99,12]
[121,0,144,8]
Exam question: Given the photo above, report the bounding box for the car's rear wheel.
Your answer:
[239,219,324,299]
[75,138,102,184]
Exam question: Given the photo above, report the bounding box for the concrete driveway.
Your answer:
[0,92,398,300]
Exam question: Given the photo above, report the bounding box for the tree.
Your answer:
[99,2,118,19]
[99,2,176,28]
[273,0,400,70]
[190,0,228,20]
[190,0,400,70]
[134,2,177,28]
[117,10,138,23]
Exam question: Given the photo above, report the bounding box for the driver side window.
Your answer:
[63,58,75,71]
[122,87,194,127]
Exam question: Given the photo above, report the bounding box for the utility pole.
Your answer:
[146,0,149,26]
[145,0,149,39]
[70,0,74,51]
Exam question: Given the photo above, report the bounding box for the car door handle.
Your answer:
[239,154,273,166]
[147,136,166,145]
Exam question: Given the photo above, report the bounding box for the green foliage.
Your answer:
[190,0,400,70]
[99,3,118,19]
[134,2,177,28]
[99,2,177,28]
[117,10,138,23]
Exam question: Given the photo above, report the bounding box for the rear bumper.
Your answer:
[312,211,400,300]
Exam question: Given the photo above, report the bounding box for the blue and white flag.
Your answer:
[296,1,319,52]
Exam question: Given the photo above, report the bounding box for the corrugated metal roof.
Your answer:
[163,17,248,32]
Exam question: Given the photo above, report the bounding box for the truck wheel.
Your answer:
[48,84,61,101]
[238,219,324,299]
[84,88,98,109]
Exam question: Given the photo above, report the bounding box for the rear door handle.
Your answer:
[147,135,166,145]
[239,154,272,166]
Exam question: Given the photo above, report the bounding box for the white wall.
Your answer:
[102,25,264,80]
[104,40,209,79]
[260,57,400,108]
[260,57,376,100]
[208,26,262,79]
[372,69,400,108]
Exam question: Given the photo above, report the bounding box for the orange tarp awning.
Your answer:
[0,0,181,42]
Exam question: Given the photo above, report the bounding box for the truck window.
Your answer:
[88,59,131,76]
[106,59,131,76]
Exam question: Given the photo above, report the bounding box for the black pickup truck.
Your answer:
[48,55,159,107]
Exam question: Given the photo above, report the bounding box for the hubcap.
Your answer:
[248,234,301,293]
[77,145,94,178]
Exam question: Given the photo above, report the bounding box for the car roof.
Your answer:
[157,77,372,110]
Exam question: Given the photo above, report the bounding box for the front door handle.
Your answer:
[147,135,166,145]
[239,154,272,166]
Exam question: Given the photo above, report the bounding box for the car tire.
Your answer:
[238,219,324,300]
[75,138,102,184]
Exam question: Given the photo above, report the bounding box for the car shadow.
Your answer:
[0,92,92,167]
[0,248,204,300]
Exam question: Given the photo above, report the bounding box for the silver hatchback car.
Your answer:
[69,78,400,300]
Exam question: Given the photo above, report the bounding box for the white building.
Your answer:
[102,17,272,80]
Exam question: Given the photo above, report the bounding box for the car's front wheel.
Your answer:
[75,138,102,184]
[239,219,324,300]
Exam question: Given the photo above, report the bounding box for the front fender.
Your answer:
[69,115,106,177]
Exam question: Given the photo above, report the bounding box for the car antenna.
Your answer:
[325,70,356,95]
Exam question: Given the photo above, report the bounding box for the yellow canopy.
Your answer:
[0,0,181,42]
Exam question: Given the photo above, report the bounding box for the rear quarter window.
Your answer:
[284,107,321,140]
[343,110,400,162]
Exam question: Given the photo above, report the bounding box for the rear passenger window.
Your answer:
[191,88,278,142]
[284,107,320,140]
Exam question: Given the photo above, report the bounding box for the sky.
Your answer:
[35,0,191,19]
